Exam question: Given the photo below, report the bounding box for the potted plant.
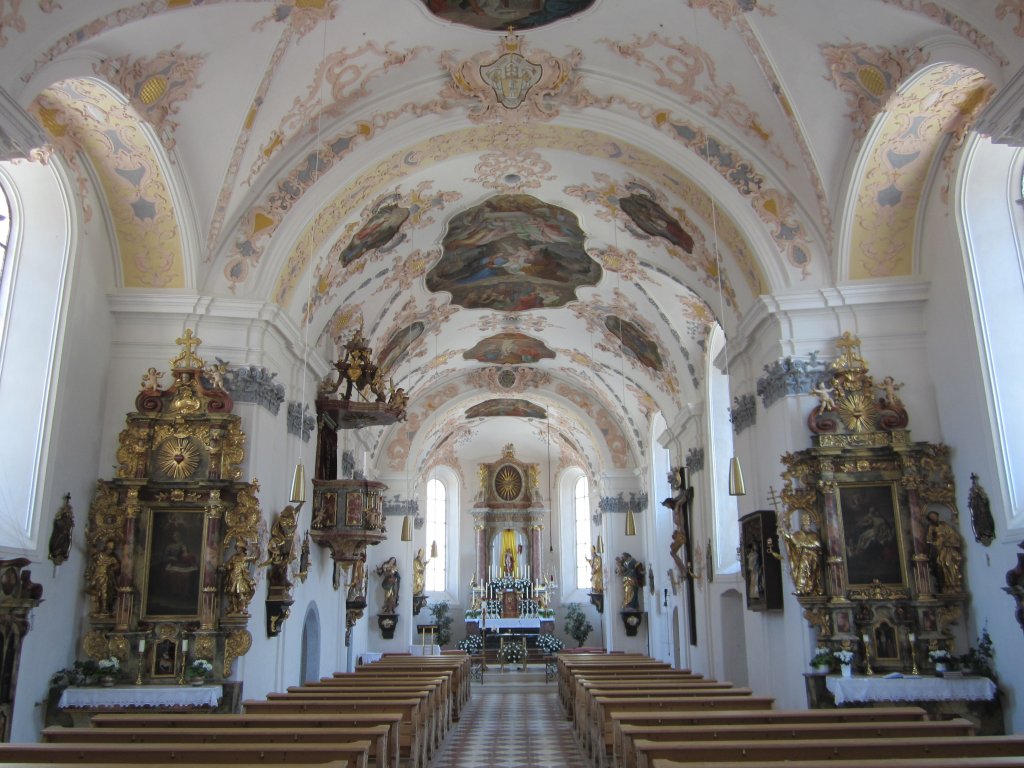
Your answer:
[929,648,952,674]
[456,634,483,654]
[536,632,564,655]
[564,602,594,647]
[810,647,833,674]
[500,639,527,669]
[186,658,214,685]
[96,657,121,687]
[428,600,453,647]
[833,648,855,677]
[957,627,995,680]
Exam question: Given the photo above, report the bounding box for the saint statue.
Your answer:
[347,552,367,603]
[224,541,257,615]
[87,539,120,615]
[585,545,603,593]
[376,556,401,614]
[413,547,430,596]
[926,510,964,593]
[776,512,823,596]
[615,552,645,611]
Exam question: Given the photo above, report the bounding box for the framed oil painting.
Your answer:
[151,638,178,679]
[837,483,906,588]
[143,509,207,619]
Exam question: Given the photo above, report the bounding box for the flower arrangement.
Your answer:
[538,608,555,618]
[186,658,213,680]
[490,576,531,592]
[536,633,564,654]
[97,657,121,675]
[833,649,855,665]
[456,635,484,654]
[50,660,100,688]
[810,647,833,668]
[957,628,995,679]
[500,641,527,665]
[464,609,482,619]
[928,649,951,663]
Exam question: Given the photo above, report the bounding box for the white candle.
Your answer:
[138,638,145,653]
[908,632,916,642]
[182,639,189,652]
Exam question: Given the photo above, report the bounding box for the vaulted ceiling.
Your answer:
[3,0,1017,486]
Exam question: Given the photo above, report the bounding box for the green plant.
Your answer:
[428,600,453,647]
[50,660,100,688]
[564,602,594,647]
[810,647,833,668]
[958,627,996,680]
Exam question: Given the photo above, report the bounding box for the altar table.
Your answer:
[59,684,223,710]
[826,675,997,706]
[475,617,540,630]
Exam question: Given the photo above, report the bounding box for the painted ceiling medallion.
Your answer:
[480,52,542,109]
[421,0,595,31]
[463,332,556,365]
[606,315,664,372]
[466,398,547,419]
[427,193,601,311]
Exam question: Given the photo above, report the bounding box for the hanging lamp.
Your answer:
[625,507,637,536]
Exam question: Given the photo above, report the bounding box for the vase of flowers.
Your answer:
[929,648,951,674]
[97,657,120,686]
[537,632,564,655]
[834,648,855,677]
[186,658,213,685]
[456,635,483,654]
[810,647,833,674]
[500,640,527,669]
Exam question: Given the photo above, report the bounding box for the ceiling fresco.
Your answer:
[420,0,596,31]
[425,193,602,311]
[6,0,1020,486]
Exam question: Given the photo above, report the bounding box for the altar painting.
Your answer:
[421,0,595,31]
[426,194,601,311]
[463,332,555,365]
[466,398,546,419]
[143,509,206,619]
[838,483,906,587]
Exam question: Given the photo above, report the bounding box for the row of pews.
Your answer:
[0,652,469,768]
[558,652,1024,768]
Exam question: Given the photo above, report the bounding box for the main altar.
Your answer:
[466,444,556,629]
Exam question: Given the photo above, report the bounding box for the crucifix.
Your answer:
[663,466,697,646]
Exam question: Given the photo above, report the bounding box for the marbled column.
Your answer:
[475,524,486,582]
[530,525,542,581]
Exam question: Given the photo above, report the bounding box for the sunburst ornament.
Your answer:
[156,437,201,479]
[495,465,523,500]
[836,391,878,433]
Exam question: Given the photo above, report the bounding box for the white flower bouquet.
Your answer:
[186,658,214,680]
[833,649,855,664]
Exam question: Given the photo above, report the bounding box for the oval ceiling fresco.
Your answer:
[426,193,601,312]
[606,314,664,372]
[463,332,556,365]
[420,0,596,31]
[466,398,547,419]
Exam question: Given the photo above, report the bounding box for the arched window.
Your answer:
[574,475,591,590]
[707,324,740,574]
[425,477,447,592]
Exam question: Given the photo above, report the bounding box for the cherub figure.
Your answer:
[141,367,164,392]
[810,380,836,415]
[206,360,229,391]
[877,375,904,406]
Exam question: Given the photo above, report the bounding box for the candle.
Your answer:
[182,639,189,652]
[138,638,145,653]
[908,632,916,642]
[862,634,870,644]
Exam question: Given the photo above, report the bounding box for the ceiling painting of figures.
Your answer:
[466,398,548,419]
[426,194,601,312]
[378,321,425,376]
[619,193,695,254]
[336,203,410,267]
[606,314,664,372]
[463,332,556,365]
[420,0,595,31]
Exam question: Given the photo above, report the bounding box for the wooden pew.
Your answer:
[558,657,670,713]
[650,759,1024,768]
[608,706,934,768]
[633,735,1024,768]
[590,696,774,766]
[90,712,403,768]
[355,657,469,718]
[0,743,367,766]
[42,725,388,768]
[0,764,348,768]
[586,690,760,764]
[242,697,428,768]
[616,718,976,768]
[298,676,451,738]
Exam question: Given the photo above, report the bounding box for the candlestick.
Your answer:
[862,634,874,676]
[135,643,145,685]
[909,635,919,675]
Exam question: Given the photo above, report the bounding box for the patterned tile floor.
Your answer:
[428,669,589,768]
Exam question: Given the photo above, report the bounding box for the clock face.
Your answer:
[495,465,524,500]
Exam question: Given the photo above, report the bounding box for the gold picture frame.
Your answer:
[837,483,907,589]
[142,507,208,620]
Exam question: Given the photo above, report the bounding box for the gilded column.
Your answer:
[115,485,143,630]
[201,490,224,629]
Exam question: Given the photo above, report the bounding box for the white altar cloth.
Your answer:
[477,617,541,630]
[826,675,997,706]
[59,684,222,709]
[409,645,442,656]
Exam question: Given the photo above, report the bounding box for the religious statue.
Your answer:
[223,541,257,615]
[376,556,401,614]
[347,552,367,604]
[615,552,645,611]
[926,510,964,593]
[745,540,763,598]
[261,505,298,588]
[413,547,430,596]
[87,539,120,615]
[503,547,515,577]
[775,512,823,596]
[669,528,687,578]
[585,545,603,593]
[810,380,836,415]
[141,366,164,392]
[48,493,74,567]
[877,375,904,405]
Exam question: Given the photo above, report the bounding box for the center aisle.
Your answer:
[428,669,589,768]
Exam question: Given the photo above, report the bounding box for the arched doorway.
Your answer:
[299,602,321,684]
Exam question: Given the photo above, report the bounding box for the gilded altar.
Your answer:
[776,333,967,675]
[81,331,261,685]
